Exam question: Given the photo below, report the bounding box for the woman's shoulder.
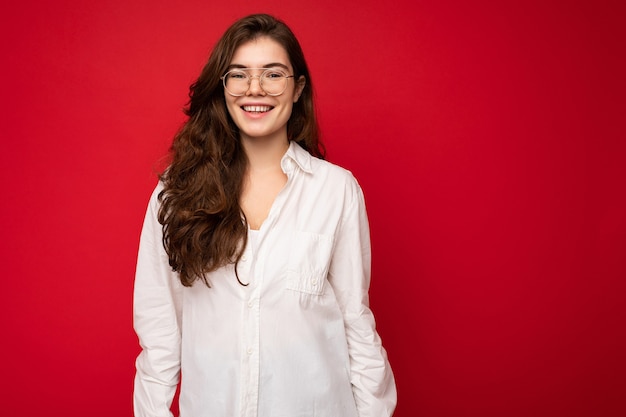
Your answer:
[307,157,366,209]
[292,142,359,187]
[142,180,165,211]
[313,157,358,184]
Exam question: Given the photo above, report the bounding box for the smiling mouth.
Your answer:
[242,105,273,113]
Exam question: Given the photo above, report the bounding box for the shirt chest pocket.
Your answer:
[285,231,334,295]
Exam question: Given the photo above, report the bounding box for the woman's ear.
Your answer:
[294,75,306,103]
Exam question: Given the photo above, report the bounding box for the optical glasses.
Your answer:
[221,68,295,97]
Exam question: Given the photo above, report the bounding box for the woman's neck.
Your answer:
[241,135,290,173]
[239,134,290,231]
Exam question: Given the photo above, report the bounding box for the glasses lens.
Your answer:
[224,70,248,96]
[261,70,288,95]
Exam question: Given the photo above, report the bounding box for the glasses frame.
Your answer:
[221,68,295,97]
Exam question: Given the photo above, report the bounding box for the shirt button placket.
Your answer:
[242,247,261,417]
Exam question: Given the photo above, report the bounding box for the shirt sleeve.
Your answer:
[133,184,183,417]
[328,176,397,417]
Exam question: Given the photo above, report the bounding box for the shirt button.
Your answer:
[241,254,247,262]
[311,278,318,285]
[248,301,253,308]
[247,347,253,355]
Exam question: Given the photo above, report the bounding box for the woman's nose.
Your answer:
[246,75,266,96]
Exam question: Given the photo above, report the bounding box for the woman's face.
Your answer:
[224,36,304,144]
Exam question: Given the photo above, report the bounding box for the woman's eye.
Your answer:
[265,71,284,79]
[230,72,246,79]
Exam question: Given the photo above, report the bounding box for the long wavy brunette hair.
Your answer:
[158,14,323,287]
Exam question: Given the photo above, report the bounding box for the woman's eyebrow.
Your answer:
[226,62,290,71]
[262,62,289,70]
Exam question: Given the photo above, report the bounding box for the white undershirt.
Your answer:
[247,228,261,256]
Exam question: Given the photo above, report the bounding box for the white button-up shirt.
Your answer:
[133,142,396,417]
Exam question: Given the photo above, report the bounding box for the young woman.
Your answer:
[133,14,396,417]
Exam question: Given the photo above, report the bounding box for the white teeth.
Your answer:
[242,105,272,112]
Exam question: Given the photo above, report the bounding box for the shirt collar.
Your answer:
[281,141,314,174]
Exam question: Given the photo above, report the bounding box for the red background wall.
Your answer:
[1,0,624,416]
